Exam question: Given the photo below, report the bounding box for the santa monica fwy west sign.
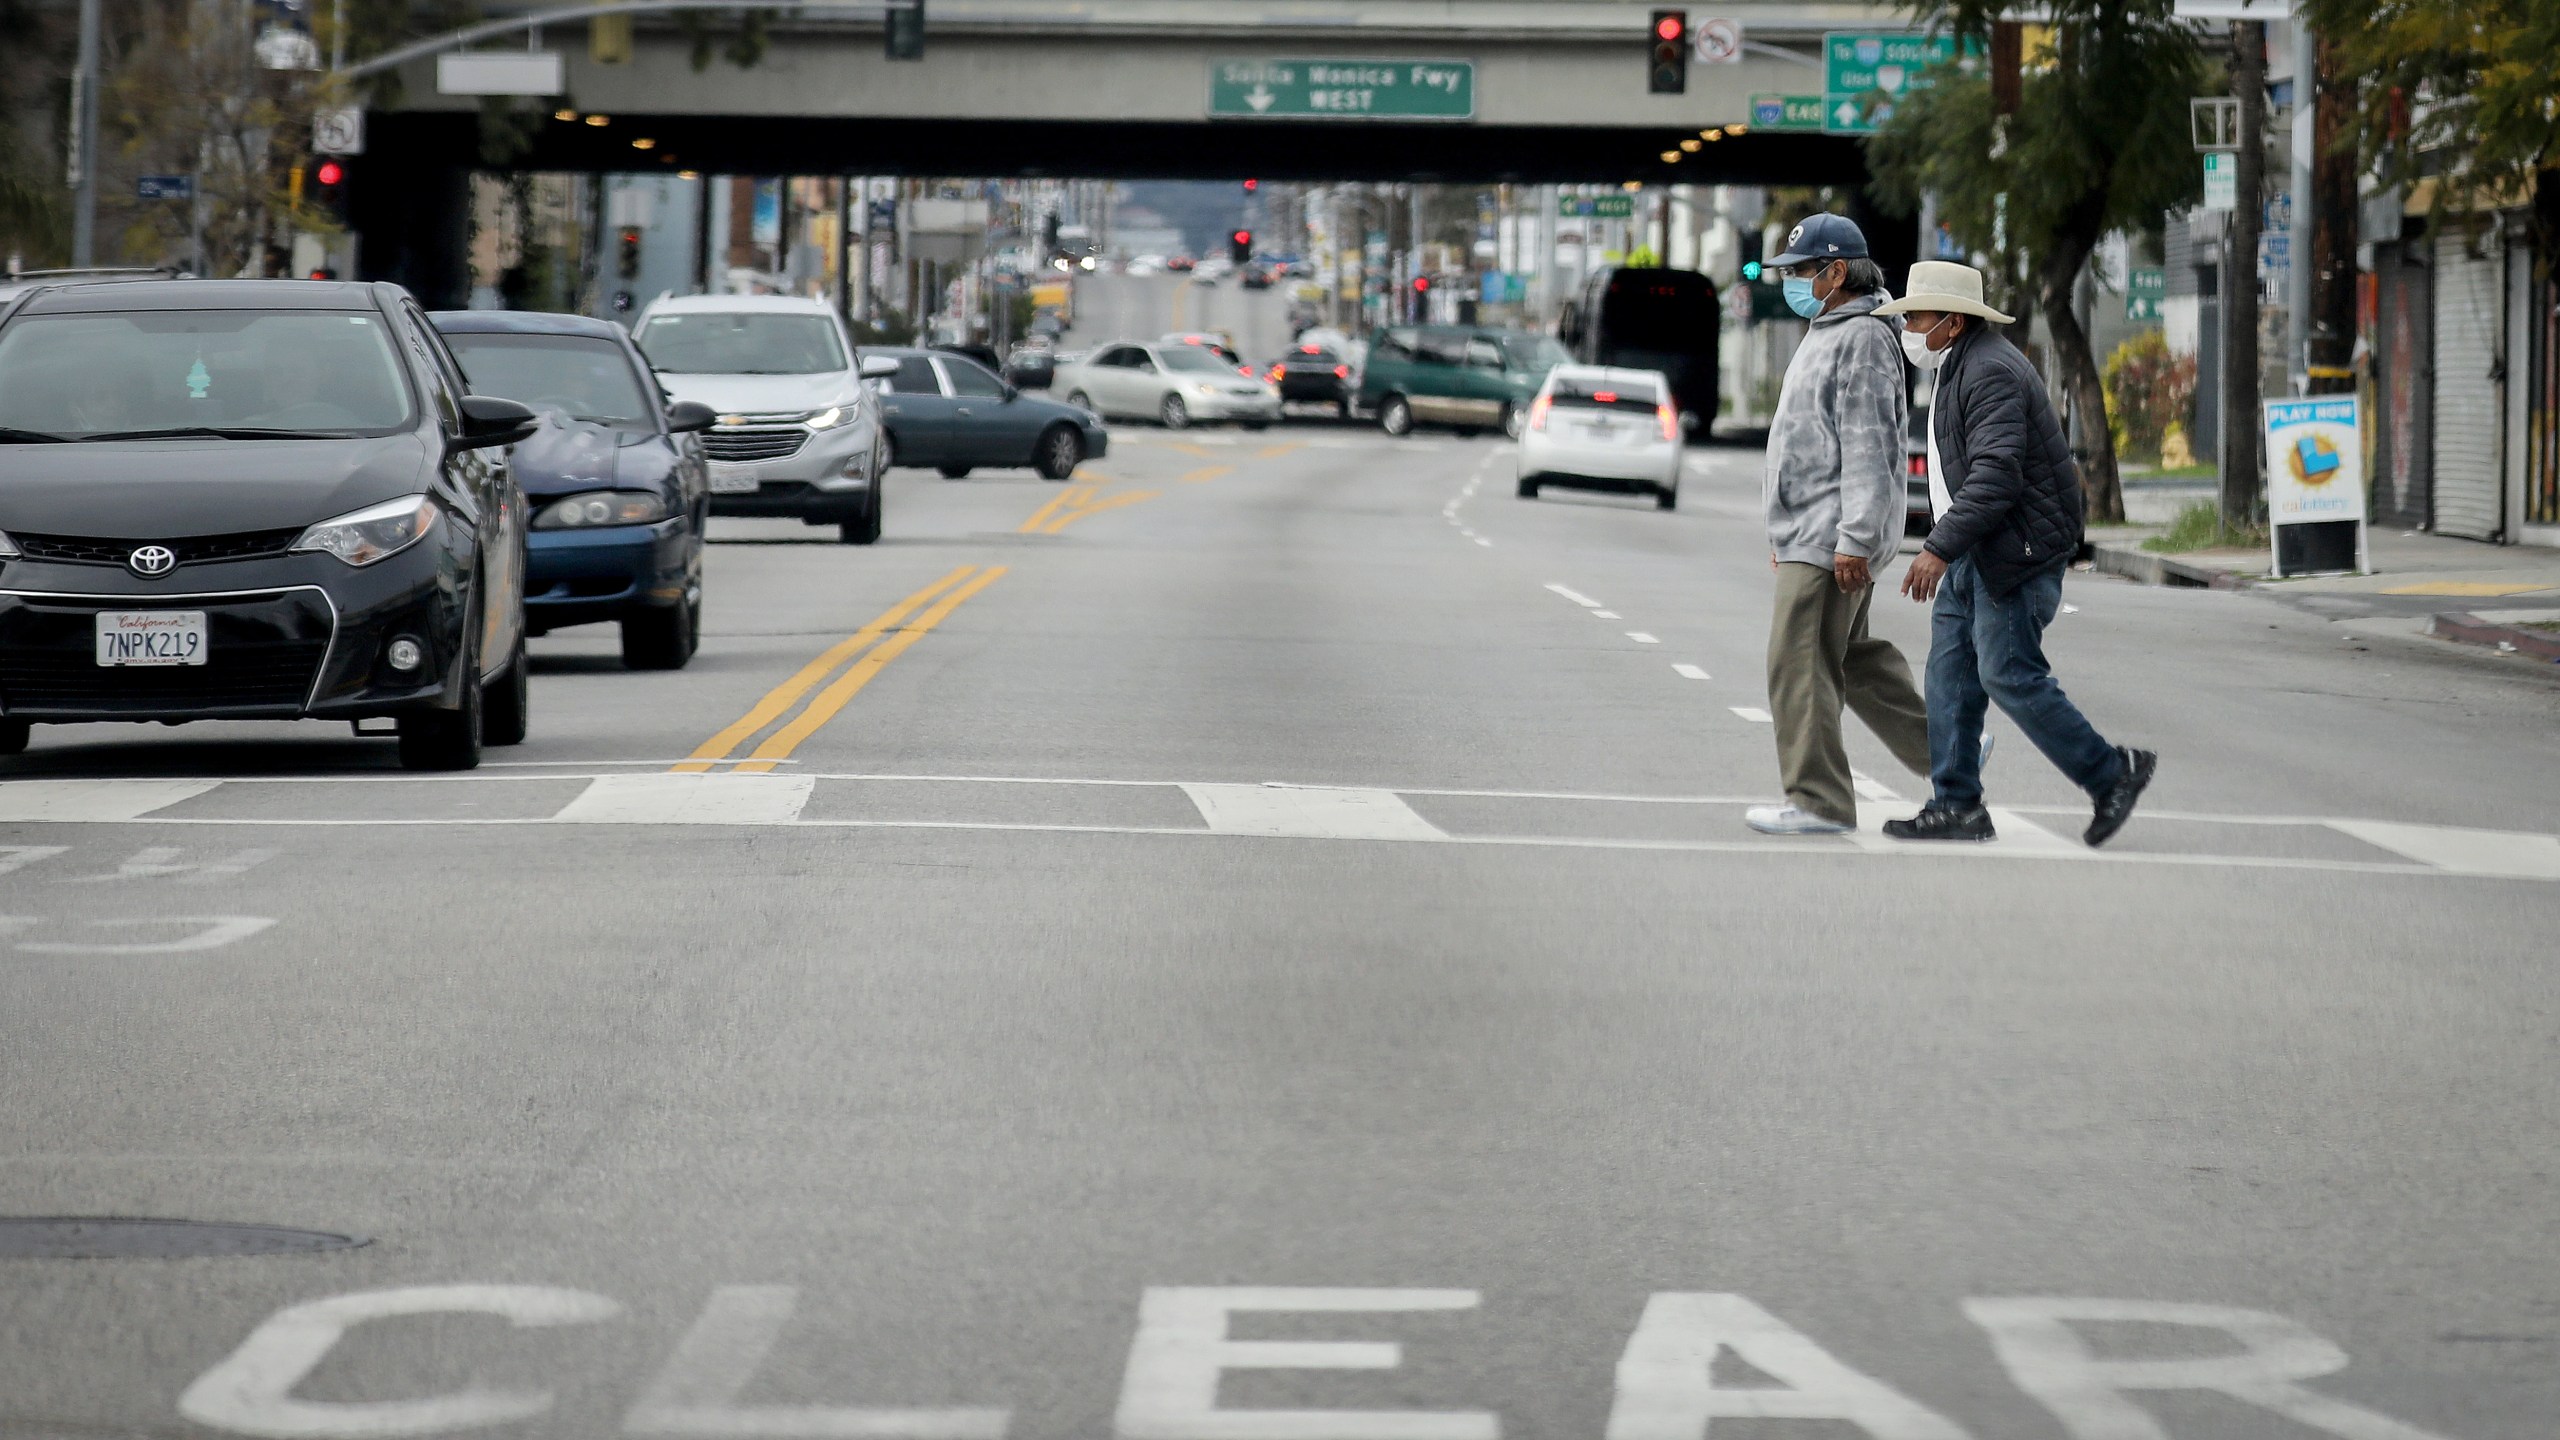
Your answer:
[1208,60,1477,120]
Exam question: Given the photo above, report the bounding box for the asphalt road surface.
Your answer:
[3,424,2557,1440]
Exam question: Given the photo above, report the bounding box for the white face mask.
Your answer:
[1900,317,1954,371]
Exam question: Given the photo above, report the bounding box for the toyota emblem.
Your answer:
[127,545,177,578]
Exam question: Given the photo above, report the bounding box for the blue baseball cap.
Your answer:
[1767,213,1869,267]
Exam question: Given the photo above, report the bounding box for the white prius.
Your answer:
[1515,364,1683,510]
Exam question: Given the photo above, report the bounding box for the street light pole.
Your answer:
[70,0,102,266]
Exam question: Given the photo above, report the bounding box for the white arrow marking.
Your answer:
[1246,84,1275,112]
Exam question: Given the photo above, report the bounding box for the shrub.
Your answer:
[2103,330,2196,464]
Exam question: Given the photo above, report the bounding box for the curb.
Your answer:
[2431,611,2560,662]
[2088,542,2252,590]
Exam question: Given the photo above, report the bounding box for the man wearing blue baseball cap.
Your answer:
[1743,212,1934,836]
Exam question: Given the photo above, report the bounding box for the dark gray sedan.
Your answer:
[863,347,1108,482]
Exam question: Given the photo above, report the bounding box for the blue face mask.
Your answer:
[1781,276,1825,319]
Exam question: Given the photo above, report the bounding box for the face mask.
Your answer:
[1900,318,1953,371]
[1781,277,1824,319]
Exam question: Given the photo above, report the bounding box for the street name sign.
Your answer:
[135,175,194,201]
[1750,94,1825,131]
[1822,32,1963,135]
[1559,195,1635,219]
[2263,397,2368,577]
[1208,60,1474,121]
[2126,266,2165,321]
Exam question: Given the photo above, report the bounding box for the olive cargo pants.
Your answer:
[1765,560,1933,825]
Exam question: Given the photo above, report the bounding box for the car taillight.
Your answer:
[1657,404,1679,443]
[1333,365,1349,379]
[1594,390,1617,404]
[1238,365,1255,377]
[1528,394,1552,432]
[1268,364,1285,381]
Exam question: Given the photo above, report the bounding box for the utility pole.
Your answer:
[2219,19,2266,532]
[2305,31,2358,396]
[2283,19,2313,396]
[70,0,102,265]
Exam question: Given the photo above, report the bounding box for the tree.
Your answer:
[1868,1,2205,525]
[2304,0,2558,217]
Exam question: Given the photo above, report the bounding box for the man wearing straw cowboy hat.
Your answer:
[1876,260,2157,847]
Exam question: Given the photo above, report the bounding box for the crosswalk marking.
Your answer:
[1,773,2552,884]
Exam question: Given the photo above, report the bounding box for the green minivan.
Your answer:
[1357,325,1570,439]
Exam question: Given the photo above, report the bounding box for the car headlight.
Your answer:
[805,404,856,429]
[290,494,439,567]
[1187,381,1219,397]
[534,490,669,529]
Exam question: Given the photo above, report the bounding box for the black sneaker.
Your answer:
[2084,747,2158,848]
[1882,804,1997,842]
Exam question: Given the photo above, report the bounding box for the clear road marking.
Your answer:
[1162,440,1216,459]
[1981,808,2082,855]
[0,778,219,821]
[1609,1292,1973,1440]
[558,774,818,824]
[1672,664,1711,680]
[1473,537,1493,547]
[1850,771,1903,803]
[1593,610,1622,619]
[626,1286,1011,1438]
[1070,466,1114,484]
[1546,583,1603,608]
[0,845,70,876]
[1045,489,1161,534]
[1179,465,1233,484]
[1179,783,1447,841]
[1626,632,1659,644]
[1730,707,1773,723]
[2325,819,2560,880]
[180,1284,623,1437]
[676,566,977,773]
[1119,1288,1494,1440]
[733,567,1009,771]
[1018,486,1093,534]
[8,914,276,953]
[61,846,276,884]
[1255,442,1300,459]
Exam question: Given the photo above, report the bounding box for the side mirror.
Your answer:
[858,355,900,379]
[1001,384,1019,401]
[455,395,538,450]
[665,400,717,433]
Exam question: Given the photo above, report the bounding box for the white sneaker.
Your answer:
[1745,804,1853,835]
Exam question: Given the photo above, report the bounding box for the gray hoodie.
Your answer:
[1763,291,1906,567]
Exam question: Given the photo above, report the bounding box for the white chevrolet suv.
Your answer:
[633,294,896,543]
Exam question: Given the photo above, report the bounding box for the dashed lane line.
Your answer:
[1731,707,1773,723]
[1042,489,1162,534]
[1673,664,1711,680]
[1626,632,1659,644]
[1545,584,1604,608]
[3,772,2553,882]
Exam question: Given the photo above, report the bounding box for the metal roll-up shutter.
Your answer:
[2431,226,2504,540]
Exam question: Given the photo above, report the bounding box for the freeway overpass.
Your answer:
[353,0,1918,297]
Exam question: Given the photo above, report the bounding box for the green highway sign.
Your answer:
[1822,32,1965,135]
[1559,194,1635,219]
[2126,267,2167,322]
[1749,94,1826,132]
[1208,59,1475,121]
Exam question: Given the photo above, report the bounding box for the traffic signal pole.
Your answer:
[2219,20,2265,532]
[69,0,101,265]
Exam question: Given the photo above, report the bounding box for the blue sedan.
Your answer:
[432,311,713,669]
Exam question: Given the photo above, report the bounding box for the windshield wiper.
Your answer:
[77,426,348,441]
[0,426,68,443]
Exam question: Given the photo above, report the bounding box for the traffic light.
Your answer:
[884,0,923,60]
[312,158,347,220]
[617,226,642,280]
[1411,276,1430,294]
[1649,9,1688,94]
[1243,178,1257,193]
[1229,229,1252,264]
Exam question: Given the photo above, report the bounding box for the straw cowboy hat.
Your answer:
[1874,260,2015,325]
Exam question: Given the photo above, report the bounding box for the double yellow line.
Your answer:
[674,564,1006,773]
[1018,484,1161,535]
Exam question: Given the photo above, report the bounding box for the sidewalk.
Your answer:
[2086,521,2560,661]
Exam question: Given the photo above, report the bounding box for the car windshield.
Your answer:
[0,308,413,439]
[636,311,847,375]
[442,332,655,426]
[1159,347,1231,374]
[1502,334,1572,371]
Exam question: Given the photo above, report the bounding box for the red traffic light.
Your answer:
[1243,178,1258,192]
[314,160,344,186]
[1412,276,1431,293]
[1233,230,1249,244]
[1654,12,1683,40]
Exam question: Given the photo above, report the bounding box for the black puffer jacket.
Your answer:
[1922,326,2082,596]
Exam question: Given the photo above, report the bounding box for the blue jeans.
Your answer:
[1927,556,2125,808]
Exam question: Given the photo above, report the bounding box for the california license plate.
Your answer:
[96,610,207,667]
[707,461,761,494]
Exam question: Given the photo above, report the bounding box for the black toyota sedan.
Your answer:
[432,310,714,669]
[865,346,1109,481]
[1266,342,1354,415]
[0,279,538,769]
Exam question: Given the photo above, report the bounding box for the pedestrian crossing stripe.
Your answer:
[0,774,2553,883]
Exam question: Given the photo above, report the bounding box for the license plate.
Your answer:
[707,461,761,494]
[96,610,207,667]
